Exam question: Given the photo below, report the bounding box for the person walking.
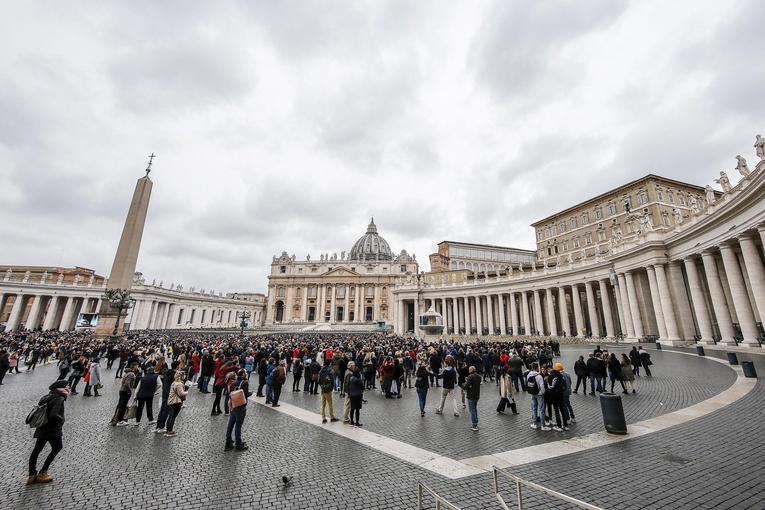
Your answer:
[463,366,482,430]
[319,359,339,423]
[27,380,69,484]
[225,369,252,451]
[134,367,159,426]
[638,347,653,377]
[608,353,628,394]
[88,357,102,397]
[621,353,637,394]
[164,370,188,437]
[496,366,518,415]
[434,356,460,417]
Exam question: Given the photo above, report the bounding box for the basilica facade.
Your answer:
[264,219,418,326]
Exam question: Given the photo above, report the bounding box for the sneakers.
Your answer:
[434,410,443,415]
[541,426,552,431]
[530,423,539,429]
[155,428,166,434]
[235,443,249,451]
[164,431,177,437]
[453,413,459,417]
[563,426,570,431]
[322,419,328,424]
[330,417,340,422]
[552,426,563,432]
[148,420,156,425]
[116,421,129,427]
[569,418,577,424]
[131,422,140,427]
[471,426,479,431]
[224,443,235,451]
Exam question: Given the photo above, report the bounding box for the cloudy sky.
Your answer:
[2,1,763,295]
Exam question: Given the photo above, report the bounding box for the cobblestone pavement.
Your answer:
[0,345,762,509]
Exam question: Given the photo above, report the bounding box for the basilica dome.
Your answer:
[349,219,394,261]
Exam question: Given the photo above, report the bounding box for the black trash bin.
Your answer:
[741,361,757,378]
[726,352,739,365]
[696,345,705,356]
[599,392,627,435]
[655,342,662,350]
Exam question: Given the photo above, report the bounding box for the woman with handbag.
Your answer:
[88,358,102,397]
[164,371,188,438]
[114,363,139,426]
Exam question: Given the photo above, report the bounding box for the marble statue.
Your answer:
[170,283,175,290]
[57,273,64,283]
[4,269,11,281]
[735,155,751,177]
[673,208,682,225]
[452,274,457,282]
[159,280,163,288]
[151,278,156,286]
[41,271,48,282]
[755,134,765,160]
[23,270,31,282]
[580,247,586,260]
[177,285,183,292]
[507,266,513,276]
[567,252,574,265]
[543,258,548,269]
[641,213,654,232]
[320,254,324,261]
[341,251,346,260]
[89,275,95,284]
[555,254,561,267]
[306,254,310,261]
[705,185,716,204]
[689,196,700,214]
[715,171,732,192]
[518,262,524,272]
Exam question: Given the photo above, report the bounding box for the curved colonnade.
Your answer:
[394,163,765,346]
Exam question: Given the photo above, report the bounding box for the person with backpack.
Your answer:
[319,359,339,423]
[27,380,69,484]
[225,369,252,451]
[0,350,9,385]
[271,359,287,407]
[463,366,482,431]
[526,362,550,431]
[546,365,569,432]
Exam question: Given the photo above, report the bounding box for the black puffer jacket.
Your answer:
[34,391,66,439]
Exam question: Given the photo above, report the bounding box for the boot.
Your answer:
[35,471,52,483]
[26,475,37,485]
[509,402,518,414]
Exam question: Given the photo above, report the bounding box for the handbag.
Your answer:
[125,402,138,420]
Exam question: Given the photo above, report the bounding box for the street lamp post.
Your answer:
[237,310,251,338]
[103,288,134,339]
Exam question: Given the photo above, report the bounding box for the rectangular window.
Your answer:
[598,231,606,241]
[594,209,602,220]
[177,310,184,325]
[280,266,286,273]
[559,222,566,233]
[679,195,686,206]
[658,190,664,201]
[607,203,616,215]
[562,241,569,251]
[573,237,580,248]
[201,310,206,323]
[585,233,592,245]
[570,218,577,228]
[309,287,317,298]
[366,287,374,297]
[638,192,648,204]
[551,225,557,235]
[337,286,345,298]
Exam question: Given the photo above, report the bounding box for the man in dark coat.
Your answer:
[28,380,69,484]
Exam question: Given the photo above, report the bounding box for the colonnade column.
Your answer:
[616,274,634,338]
[486,295,494,334]
[521,292,531,335]
[624,271,645,338]
[645,266,669,339]
[6,295,26,331]
[42,296,61,330]
[451,298,459,333]
[344,287,350,322]
[26,296,45,330]
[533,290,543,335]
[413,299,420,337]
[510,293,519,335]
[497,294,506,334]
[738,234,765,322]
[558,287,571,337]
[301,287,308,321]
[719,244,759,344]
[545,288,556,336]
[585,282,601,338]
[700,251,735,343]
[683,257,714,342]
[462,297,470,334]
[598,280,615,338]
[654,264,680,340]
[571,286,584,336]
[475,296,483,334]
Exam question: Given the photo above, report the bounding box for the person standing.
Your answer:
[620,353,636,394]
[434,356,460,417]
[292,357,303,392]
[10,350,21,374]
[342,361,356,424]
[271,360,286,407]
[114,363,138,426]
[629,346,641,376]
[164,371,188,437]
[608,353,628,394]
[638,347,653,377]
[225,369,252,451]
[496,366,518,415]
[27,380,69,484]
[67,355,86,395]
[134,367,159,426]
[556,363,576,424]
[0,350,9,385]
[463,366,482,431]
[155,360,179,434]
[573,355,588,395]
[527,362,550,431]
[348,368,364,427]
[414,360,431,416]
[88,357,102,397]
[319,359,339,423]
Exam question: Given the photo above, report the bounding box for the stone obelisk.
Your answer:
[95,155,154,337]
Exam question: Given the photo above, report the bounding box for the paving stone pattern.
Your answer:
[0,345,760,509]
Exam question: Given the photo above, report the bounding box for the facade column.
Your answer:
[719,244,760,344]
[558,287,571,337]
[545,288,556,336]
[700,251,735,343]
[343,286,351,322]
[451,298,459,334]
[739,234,765,322]
[413,298,420,337]
[42,296,61,330]
[624,271,645,338]
[486,295,494,334]
[475,296,483,334]
[521,291,531,335]
[683,257,714,342]
[616,274,634,338]
[497,294,506,335]
[532,290,543,335]
[6,295,26,331]
[571,285,584,337]
[598,280,615,338]
[462,297,469,334]
[509,293,519,336]
[26,295,45,330]
[59,297,78,331]
[645,266,669,339]
[301,286,308,321]
[654,263,681,340]
[585,282,601,338]
[329,285,337,322]
[318,284,327,321]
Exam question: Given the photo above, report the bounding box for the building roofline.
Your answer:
[437,241,537,254]
[530,173,720,227]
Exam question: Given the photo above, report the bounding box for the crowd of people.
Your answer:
[0,329,657,485]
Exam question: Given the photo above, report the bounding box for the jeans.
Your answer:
[467,399,478,427]
[136,397,154,422]
[511,372,524,392]
[334,373,342,391]
[202,376,211,393]
[531,394,546,426]
[272,382,283,405]
[589,373,603,394]
[116,362,126,378]
[166,403,182,432]
[265,384,274,403]
[28,437,63,475]
[562,395,574,421]
[115,391,131,422]
[226,407,247,445]
[574,375,588,393]
[416,387,428,412]
[156,398,169,429]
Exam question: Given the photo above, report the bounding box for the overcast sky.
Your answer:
[2,1,763,295]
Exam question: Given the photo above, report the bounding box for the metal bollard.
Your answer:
[696,345,705,356]
[726,352,738,365]
[741,361,757,378]
[599,392,627,435]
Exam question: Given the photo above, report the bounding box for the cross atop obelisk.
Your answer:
[95,157,154,337]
